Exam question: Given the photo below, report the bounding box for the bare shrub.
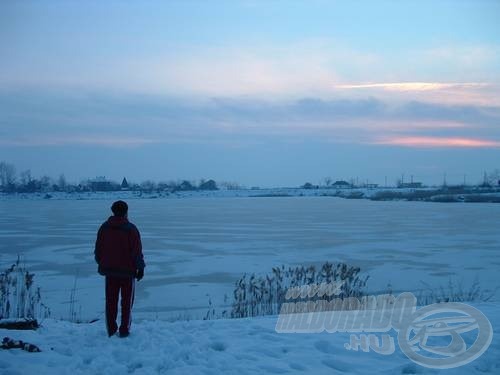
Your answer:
[416,277,497,306]
[230,262,368,319]
[0,258,50,320]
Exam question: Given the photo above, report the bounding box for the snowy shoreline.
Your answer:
[1,186,499,203]
[1,301,499,374]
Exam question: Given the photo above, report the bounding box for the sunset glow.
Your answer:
[375,136,500,148]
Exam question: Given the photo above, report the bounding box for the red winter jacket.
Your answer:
[94,216,145,278]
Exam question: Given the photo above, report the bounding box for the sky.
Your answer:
[1,0,500,187]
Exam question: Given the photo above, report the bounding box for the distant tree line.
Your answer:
[0,161,241,194]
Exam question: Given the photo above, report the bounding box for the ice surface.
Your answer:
[0,195,499,321]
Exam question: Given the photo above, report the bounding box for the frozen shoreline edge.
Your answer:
[1,187,499,203]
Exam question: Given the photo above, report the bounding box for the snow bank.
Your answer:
[1,303,499,374]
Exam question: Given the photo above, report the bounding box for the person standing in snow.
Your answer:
[94,200,145,338]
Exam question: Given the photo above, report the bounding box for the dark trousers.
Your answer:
[105,276,135,336]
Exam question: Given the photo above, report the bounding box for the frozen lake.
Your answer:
[1,196,499,321]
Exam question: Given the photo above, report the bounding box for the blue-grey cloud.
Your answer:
[1,88,500,147]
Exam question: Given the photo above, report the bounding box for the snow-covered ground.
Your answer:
[1,301,499,375]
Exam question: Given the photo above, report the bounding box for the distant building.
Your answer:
[89,176,113,191]
[302,182,318,189]
[199,179,218,190]
[332,180,351,188]
[365,183,379,189]
[398,182,423,189]
[178,180,195,191]
[121,177,129,190]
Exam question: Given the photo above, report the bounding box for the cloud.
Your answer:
[334,82,500,106]
[335,82,489,92]
[1,89,500,148]
[373,136,500,148]
[4,38,498,105]
[108,44,500,104]
[0,135,157,147]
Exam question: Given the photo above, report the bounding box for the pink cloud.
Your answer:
[374,136,500,148]
[334,82,499,106]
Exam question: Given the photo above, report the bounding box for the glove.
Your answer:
[136,269,144,281]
